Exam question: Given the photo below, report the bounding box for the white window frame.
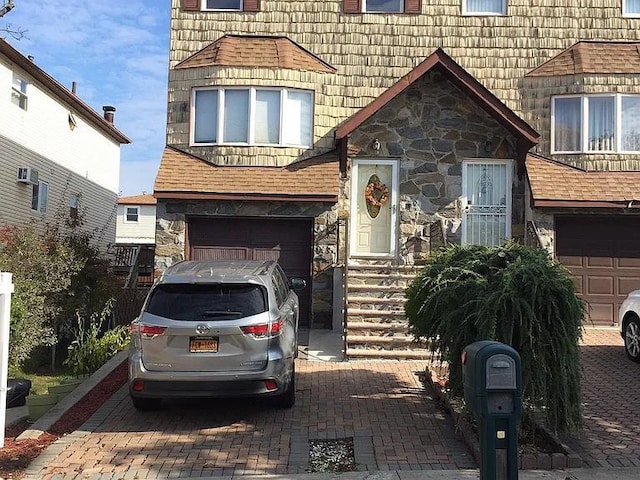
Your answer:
[462,0,507,16]
[11,72,28,110]
[191,86,314,148]
[31,181,48,214]
[201,0,243,11]
[362,0,404,13]
[125,206,140,223]
[461,159,512,247]
[623,0,640,17]
[551,94,640,154]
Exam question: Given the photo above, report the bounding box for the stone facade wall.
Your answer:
[155,199,340,327]
[346,70,523,264]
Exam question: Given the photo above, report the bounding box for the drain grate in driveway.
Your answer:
[308,438,356,472]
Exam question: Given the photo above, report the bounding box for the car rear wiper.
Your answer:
[202,310,243,318]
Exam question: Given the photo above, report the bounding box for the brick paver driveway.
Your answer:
[28,360,475,479]
[561,327,640,468]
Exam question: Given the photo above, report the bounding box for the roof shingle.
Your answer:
[175,35,336,73]
[526,154,640,207]
[527,41,640,77]
[154,147,339,202]
[117,194,157,205]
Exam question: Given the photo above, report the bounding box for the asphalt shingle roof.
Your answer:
[527,41,640,77]
[526,154,640,206]
[154,147,339,201]
[175,35,336,73]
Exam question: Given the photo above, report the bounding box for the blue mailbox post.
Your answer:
[462,341,522,480]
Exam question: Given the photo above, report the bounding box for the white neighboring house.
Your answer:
[114,194,157,286]
[116,194,157,246]
[0,38,131,251]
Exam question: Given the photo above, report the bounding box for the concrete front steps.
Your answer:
[345,263,433,360]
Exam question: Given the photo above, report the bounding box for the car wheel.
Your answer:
[624,316,640,363]
[131,396,161,411]
[274,367,295,409]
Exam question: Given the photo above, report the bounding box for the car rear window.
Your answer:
[145,283,268,321]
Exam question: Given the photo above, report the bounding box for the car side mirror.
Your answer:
[289,278,306,291]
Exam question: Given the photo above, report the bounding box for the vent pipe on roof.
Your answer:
[102,105,116,124]
[27,55,34,62]
[72,81,77,94]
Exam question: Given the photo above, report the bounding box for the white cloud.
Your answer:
[3,0,171,196]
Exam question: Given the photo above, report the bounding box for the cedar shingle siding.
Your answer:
[169,0,640,170]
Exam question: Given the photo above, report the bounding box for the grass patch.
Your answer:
[10,368,74,395]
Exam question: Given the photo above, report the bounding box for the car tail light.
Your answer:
[132,379,144,392]
[241,319,283,338]
[264,379,278,391]
[140,325,166,337]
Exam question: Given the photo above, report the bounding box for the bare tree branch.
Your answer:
[1,24,27,40]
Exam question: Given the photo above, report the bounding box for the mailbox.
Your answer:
[462,341,522,480]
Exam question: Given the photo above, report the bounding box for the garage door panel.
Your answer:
[618,258,640,268]
[556,216,640,326]
[586,276,614,295]
[587,303,615,325]
[557,255,583,267]
[619,277,640,295]
[586,257,614,268]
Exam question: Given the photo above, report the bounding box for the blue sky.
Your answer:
[2,0,170,196]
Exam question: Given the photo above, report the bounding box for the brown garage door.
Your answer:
[556,216,640,326]
[187,217,313,327]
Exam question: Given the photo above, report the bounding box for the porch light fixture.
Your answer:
[373,138,381,154]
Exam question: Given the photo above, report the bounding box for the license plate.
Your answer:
[189,337,219,353]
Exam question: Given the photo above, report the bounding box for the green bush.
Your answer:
[405,242,586,432]
[64,300,130,376]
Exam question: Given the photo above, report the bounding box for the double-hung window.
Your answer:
[126,206,140,222]
[552,94,640,154]
[192,87,314,148]
[202,0,242,10]
[11,73,28,110]
[31,181,48,214]
[462,0,506,15]
[623,0,640,17]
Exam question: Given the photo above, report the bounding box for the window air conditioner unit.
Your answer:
[17,167,39,185]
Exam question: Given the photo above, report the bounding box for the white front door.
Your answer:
[462,160,512,247]
[350,159,398,257]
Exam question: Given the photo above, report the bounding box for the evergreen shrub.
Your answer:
[405,242,586,432]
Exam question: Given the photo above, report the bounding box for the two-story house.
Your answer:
[153,0,640,357]
[0,39,130,252]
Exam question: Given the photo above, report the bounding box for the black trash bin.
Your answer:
[6,378,32,408]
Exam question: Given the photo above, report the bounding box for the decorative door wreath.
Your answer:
[364,178,390,208]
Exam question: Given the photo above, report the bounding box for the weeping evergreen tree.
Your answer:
[405,242,585,432]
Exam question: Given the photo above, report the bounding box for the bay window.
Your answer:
[192,87,314,148]
[551,94,640,154]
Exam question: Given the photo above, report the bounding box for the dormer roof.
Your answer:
[174,35,336,73]
[527,41,640,77]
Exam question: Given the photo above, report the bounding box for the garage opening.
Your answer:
[187,216,314,327]
[556,216,640,326]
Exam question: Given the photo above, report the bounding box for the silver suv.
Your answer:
[128,260,305,410]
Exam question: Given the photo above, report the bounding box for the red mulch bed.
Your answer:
[1,361,127,479]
